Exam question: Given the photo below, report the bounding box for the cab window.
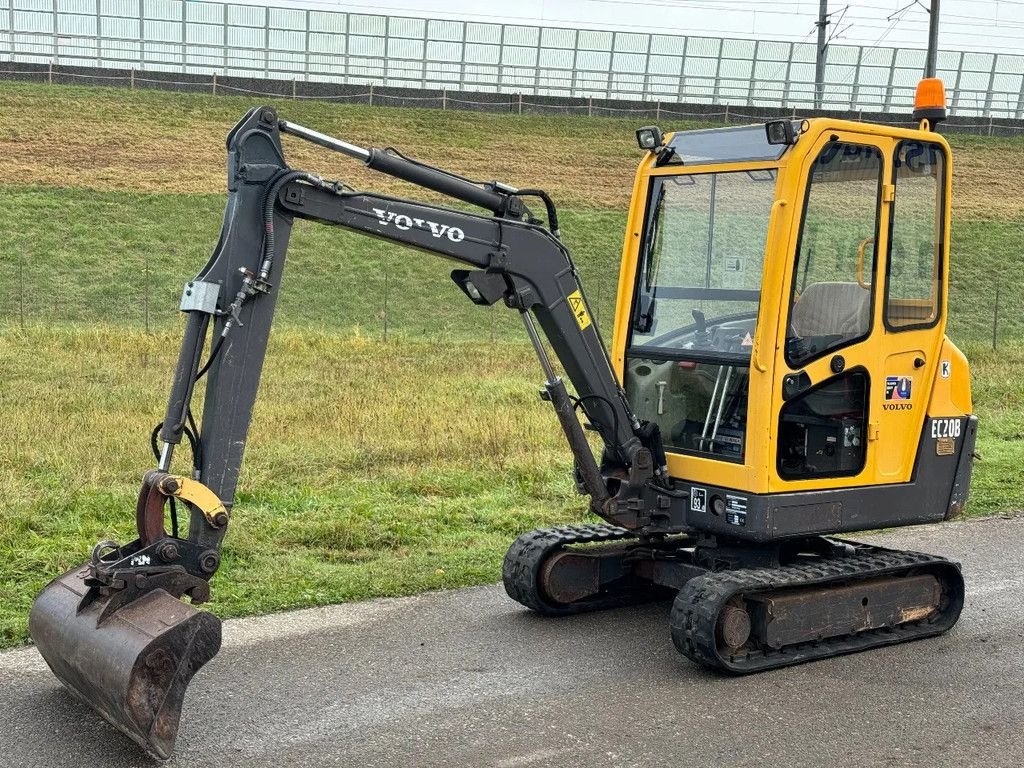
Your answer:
[886,141,944,330]
[786,142,883,368]
[625,169,776,463]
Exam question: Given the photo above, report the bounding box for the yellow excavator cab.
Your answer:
[612,100,973,535]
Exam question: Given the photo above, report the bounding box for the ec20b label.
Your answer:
[931,418,962,439]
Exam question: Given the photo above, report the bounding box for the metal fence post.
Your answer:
[569,28,580,96]
[303,9,310,82]
[782,41,794,105]
[588,95,593,117]
[458,21,467,89]
[883,48,897,111]
[606,31,616,99]
[992,282,1000,350]
[851,46,864,110]
[212,72,217,94]
[642,32,652,101]
[180,0,186,73]
[18,259,25,330]
[948,50,964,115]
[51,1,58,62]
[746,40,760,105]
[420,21,428,89]
[382,15,389,85]
[983,54,998,116]
[533,27,542,94]
[222,3,228,76]
[442,88,447,110]
[712,38,724,103]
[676,36,688,103]
[130,68,135,89]
[518,92,522,114]
[12,0,20,61]
[264,5,271,79]
[139,0,145,70]
[342,13,350,84]
[369,81,374,105]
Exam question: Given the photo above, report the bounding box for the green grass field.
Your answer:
[1,81,1022,647]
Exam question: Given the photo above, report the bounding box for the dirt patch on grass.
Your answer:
[1,81,1021,219]
[0,83,640,208]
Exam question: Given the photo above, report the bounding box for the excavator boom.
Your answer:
[29,106,662,757]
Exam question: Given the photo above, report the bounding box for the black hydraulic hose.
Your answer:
[186,408,204,471]
[261,170,322,280]
[513,189,560,238]
[150,421,201,539]
[151,422,200,472]
[194,334,225,382]
[571,393,621,448]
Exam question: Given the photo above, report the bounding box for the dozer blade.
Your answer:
[29,563,222,760]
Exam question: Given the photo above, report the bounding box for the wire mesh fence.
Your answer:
[2,0,1024,118]
[3,60,1024,138]
[0,196,1019,351]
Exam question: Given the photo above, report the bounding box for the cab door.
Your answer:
[768,130,894,492]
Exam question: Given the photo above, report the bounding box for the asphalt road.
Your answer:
[2,515,1022,768]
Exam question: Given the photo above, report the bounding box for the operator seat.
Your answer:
[791,281,870,341]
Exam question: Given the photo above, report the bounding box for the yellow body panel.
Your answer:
[611,117,968,495]
[927,338,973,417]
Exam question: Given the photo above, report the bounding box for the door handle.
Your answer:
[782,371,812,401]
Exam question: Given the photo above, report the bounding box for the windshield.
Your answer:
[630,169,777,363]
[624,168,777,463]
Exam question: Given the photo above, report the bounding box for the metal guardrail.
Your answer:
[2,0,1023,118]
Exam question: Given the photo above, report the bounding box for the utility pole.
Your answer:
[924,0,940,78]
[814,0,829,110]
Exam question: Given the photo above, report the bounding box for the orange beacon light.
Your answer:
[913,78,948,127]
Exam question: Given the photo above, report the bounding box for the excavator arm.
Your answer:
[29,105,666,759]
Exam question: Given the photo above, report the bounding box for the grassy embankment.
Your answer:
[1,81,1022,646]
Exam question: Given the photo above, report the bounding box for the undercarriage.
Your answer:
[503,525,965,673]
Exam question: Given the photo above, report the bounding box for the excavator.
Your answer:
[30,77,976,758]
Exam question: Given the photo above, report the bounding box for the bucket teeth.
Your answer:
[29,563,222,760]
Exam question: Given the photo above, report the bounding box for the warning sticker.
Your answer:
[567,289,592,331]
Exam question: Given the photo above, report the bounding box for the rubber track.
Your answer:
[669,544,965,674]
[502,524,636,616]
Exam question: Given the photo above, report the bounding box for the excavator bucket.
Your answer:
[29,563,222,760]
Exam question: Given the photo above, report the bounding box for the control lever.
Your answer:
[692,309,713,351]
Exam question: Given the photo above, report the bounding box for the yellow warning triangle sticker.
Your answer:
[566,289,592,331]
